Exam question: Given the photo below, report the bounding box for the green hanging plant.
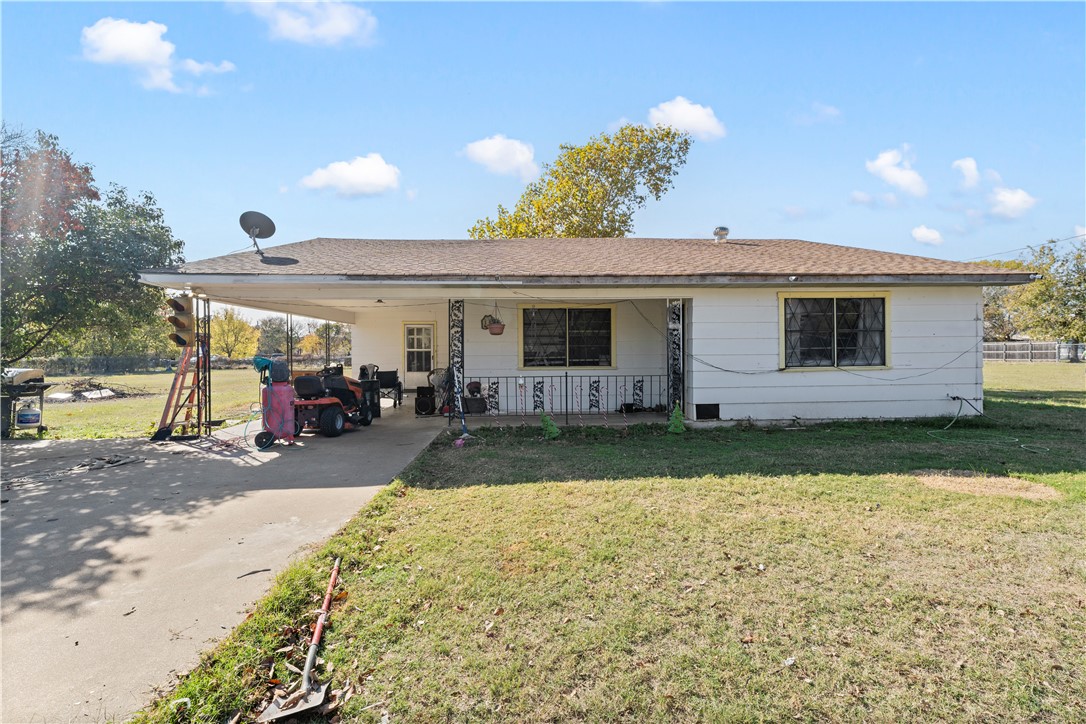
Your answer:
[540,412,561,440]
[666,403,686,434]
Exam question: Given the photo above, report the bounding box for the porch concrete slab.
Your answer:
[1,405,445,723]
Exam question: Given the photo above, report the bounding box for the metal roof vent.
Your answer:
[712,226,730,242]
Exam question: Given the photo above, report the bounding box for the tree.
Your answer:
[468,124,692,239]
[298,332,323,356]
[54,314,174,358]
[1,130,184,366]
[1012,241,1086,342]
[310,321,350,364]
[255,316,307,355]
[980,240,1086,343]
[298,322,349,364]
[979,259,1029,341]
[210,308,259,359]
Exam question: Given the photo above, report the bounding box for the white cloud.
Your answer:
[795,101,841,126]
[865,145,927,197]
[648,96,725,140]
[911,225,944,246]
[301,153,400,196]
[850,191,875,208]
[180,59,236,75]
[245,1,377,46]
[849,191,898,209]
[951,157,979,189]
[463,135,538,182]
[989,187,1037,219]
[984,168,1003,184]
[81,17,234,92]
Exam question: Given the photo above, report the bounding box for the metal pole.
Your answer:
[286,313,294,377]
[564,372,569,426]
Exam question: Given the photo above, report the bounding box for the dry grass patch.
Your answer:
[909,469,1064,500]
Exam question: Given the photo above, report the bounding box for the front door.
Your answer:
[404,323,435,391]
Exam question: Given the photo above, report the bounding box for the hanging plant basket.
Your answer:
[482,303,505,335]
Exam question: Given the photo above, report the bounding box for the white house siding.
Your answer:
[350,297,669,412]
[350,302,449,380]
[464,299,666,377]
[351,298,667,377]
[687,286,984,422]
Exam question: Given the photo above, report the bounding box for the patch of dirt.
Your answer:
[54,377,152,401]
[910,469,1062,500]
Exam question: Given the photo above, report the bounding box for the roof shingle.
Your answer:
[165,237,1031,282]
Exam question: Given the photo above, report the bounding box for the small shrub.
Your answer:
[667,403,685,434]
[540,412,560,439]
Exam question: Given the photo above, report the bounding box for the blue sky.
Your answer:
[4,1,1084,267]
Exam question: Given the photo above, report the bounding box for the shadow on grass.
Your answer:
[402,393,1086,498]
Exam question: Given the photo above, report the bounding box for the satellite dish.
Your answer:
[239,211,275,256]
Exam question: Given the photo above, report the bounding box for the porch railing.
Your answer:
[456,373,668,425]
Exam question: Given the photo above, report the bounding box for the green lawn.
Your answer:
[137,364,1085,723]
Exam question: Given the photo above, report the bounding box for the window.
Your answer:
[521,306,613,368]
[782,296,886,368]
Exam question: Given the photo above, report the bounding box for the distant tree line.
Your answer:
[214,311,350,363]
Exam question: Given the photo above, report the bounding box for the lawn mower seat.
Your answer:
[323,374,357,408]
[293,375,325,400]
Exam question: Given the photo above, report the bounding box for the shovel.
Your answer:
[257,557,342,722]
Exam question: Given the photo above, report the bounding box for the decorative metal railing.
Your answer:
[457,372,668,425]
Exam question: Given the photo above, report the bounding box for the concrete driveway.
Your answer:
[1,405,446,723]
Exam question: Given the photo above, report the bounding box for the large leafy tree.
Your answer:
[1,129,184,366]
[979,259,1030,341]
[255,316,308,356]
[469,124,692,239]
[980,240,1086,342]
[210,307,259,359]
[1012,241,1085,342]
[301,321,350,365]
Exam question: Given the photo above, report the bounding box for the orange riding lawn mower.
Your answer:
[252,357,376,449]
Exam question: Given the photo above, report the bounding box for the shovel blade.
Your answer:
[255,683,330,722]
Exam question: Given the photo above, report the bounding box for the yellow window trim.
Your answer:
[776,290,892,371]
[517,303,617,370]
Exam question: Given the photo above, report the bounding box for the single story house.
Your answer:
[140,235,1035,424]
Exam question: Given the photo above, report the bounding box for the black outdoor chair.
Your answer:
[375,370,403,407]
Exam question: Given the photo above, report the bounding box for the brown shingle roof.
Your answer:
[163,237,1032,283]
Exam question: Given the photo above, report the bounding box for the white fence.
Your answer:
[983,341,1084,362]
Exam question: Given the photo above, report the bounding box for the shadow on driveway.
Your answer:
[1,406,446,723]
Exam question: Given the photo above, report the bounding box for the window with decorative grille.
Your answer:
[522,307,612,368]
[783,297,885,368]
